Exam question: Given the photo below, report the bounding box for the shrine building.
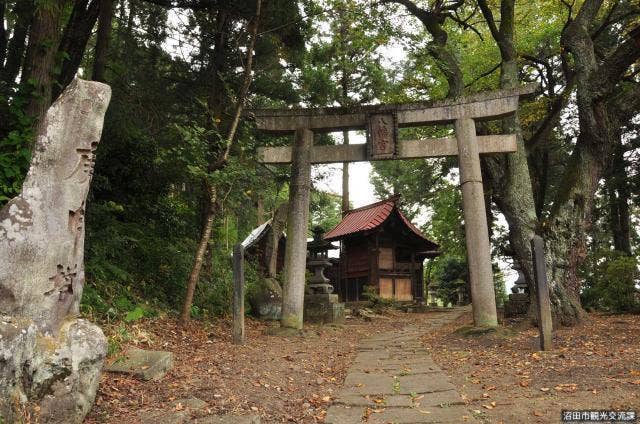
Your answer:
[324,195,440,302]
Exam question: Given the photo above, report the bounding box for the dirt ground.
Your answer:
[86,311,422,423]
[423,311,640,423]
[86,310,640,423]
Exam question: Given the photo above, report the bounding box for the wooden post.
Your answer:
[281,128,313,329]
[232,243,245,344]
[455,118,498,327]
[531,235,553,350]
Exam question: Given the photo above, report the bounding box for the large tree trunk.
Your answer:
[544,0,640,324]
[22,1,64,138]
[606,139,632,255]
[477,0,540,319]
[478,0,595,325]
[542,144,602,324]
[54,0,101,100]
[0,0,33,87]
[92,0,116,82]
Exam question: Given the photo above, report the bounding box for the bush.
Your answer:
[82,199,196,321]
[362,285,395,310]
[581,251,640,313]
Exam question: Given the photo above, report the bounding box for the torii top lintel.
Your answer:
[246,84,537,134]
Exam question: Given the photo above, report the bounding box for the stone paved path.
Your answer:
[326,308,477,423]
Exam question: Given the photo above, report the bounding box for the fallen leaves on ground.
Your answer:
[85,310,434,423]
[422,312,640,423]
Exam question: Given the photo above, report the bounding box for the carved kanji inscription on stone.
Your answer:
[367,113,396,160]
[69,203,85,255]
[66,141,98,183]
[45,264,77,301]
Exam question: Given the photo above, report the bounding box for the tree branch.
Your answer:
[594,25,640,98]
[214,0,262,168]
[526,77,576,149]
[465,62,500,87]
[1,1,33,86]
[609,81,640,123]
[448,6,483,41]
[591,0,619,40]
[573,0,604,28]
[54,0,101,100]
[382,0,464,97]
[476,0,499,42]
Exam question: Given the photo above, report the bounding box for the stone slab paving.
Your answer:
[326,308,477,423]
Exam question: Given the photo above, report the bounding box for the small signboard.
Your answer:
[367,112,397,160]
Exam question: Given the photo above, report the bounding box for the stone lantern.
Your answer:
[304,226,344,324]
[504,264,530,317]
[306,226,338,294]
[511,267,528,295]
[428,281,440,307]
[455,279,469,306]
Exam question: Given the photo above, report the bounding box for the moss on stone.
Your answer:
[280,314,303,330]
[454,325,516,338]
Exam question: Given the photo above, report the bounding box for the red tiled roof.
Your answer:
[324,195,435,246]
[324,197,395,240]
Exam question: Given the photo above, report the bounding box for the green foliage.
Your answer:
[74,0,304,322]
[0,93,33,204]
[434,257,467,306]
[81,198,197,321]
[300,0,392,107]
[310,190,342,232]
[493,268,508,308]
[107,325,132,356]
[124,306,146,322]
[362,285,395,310]
[581,252,640,313]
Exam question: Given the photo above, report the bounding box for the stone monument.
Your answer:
[304,227,345,324]
[0,79,111,423]
[504,264,530,317]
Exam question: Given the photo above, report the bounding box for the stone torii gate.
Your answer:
[248,86,534,329]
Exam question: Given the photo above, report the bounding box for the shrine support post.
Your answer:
[281,128,313,329]
[455,118,498,327]
[531,235,553,350]
[232,243,245,344]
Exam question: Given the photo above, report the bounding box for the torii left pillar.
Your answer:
[281,128,313,329]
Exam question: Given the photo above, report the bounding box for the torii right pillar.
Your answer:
[455,118,498,327]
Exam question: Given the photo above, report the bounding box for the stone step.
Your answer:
[105,348,173,381]
[335,389,466,408]
[341,372,456,395]
[325,405,476,424]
